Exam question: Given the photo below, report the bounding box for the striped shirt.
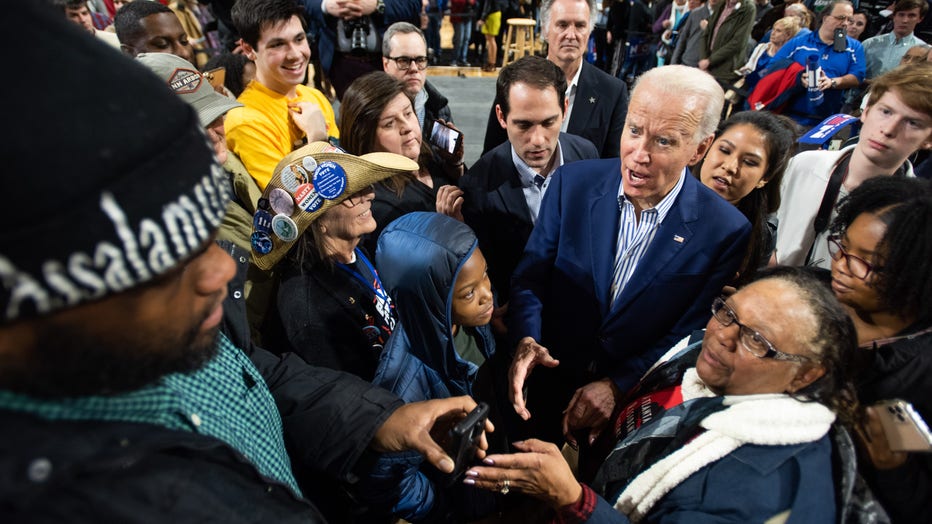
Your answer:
[511,141,565,223]
[610,170,686,304]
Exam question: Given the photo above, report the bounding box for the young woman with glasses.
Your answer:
[828,175,932,523]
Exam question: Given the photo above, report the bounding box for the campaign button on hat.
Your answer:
[295,183,323,212]
[280,165,308,193]
[257,197,270,211]
[313,161,348,200]
[271,214,299,242]
[270,187,295,215]
[302,156,318,173]
[251,231,273,254]
[253,210,273,233]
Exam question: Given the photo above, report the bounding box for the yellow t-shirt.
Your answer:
[225,81,339,190]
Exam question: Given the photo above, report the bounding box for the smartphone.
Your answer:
[429,120,463,155]
[446,402,490,483]
[833,28,846,53]
[873,399,932,452]
[204,66,226,92]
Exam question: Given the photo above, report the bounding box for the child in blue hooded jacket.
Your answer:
[362,212,498,522]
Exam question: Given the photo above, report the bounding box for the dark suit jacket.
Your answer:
[481,61,629,158]
[509,159,750,441]
[460,133,599,304]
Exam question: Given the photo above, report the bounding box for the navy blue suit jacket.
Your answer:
[460,133,599,304]
[482,61,629,158]
[510,159,750,426]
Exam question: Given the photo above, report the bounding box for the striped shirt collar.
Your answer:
[616,167,687,223]
[511,140,565,187]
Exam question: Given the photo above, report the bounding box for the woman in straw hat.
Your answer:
[249,143,418,381]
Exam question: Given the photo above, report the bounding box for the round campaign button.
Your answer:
[256,197,270,211]
[269,187,295,215]
[313,161,347,200]
[271,214,299,242]
[295,183,323,213]
[251,231,273,254]
[253,210,273,233]
[302,156,318,173]
[280,164,309,192]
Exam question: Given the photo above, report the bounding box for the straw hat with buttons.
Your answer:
[251,142,418,269]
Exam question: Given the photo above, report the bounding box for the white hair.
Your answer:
[540,0,600,40]
[631,65,724,142]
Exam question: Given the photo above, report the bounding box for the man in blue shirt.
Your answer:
[773,0,866,126]
[862,0,928,78]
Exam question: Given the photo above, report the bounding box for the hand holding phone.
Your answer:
[872,399,932,453]
[430,120,464,156]
[445,402,490,483]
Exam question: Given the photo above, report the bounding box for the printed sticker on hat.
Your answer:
[253,210,273,233]
[302,156,318,173]
[323,144,346,153]
[272,214,299,242]
[313,161,348,200]
[280,165,309,193]
[270,187,295,215]
[251,231,274,254]
[295,182,323,212]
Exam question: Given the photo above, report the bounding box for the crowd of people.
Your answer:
[3,0,932,523]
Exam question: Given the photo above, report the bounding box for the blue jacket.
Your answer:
[582,437,836,523]
[509,160,750,442]
[363,212,496,522]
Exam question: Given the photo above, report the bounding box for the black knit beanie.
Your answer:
[0,3,230,323]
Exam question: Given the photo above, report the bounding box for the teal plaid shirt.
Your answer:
[0,332,301,496]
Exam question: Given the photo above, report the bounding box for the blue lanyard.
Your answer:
[336,248,390,305]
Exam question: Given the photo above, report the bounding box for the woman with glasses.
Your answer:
[271,149,414,382]
[828,175,932,523]
[340,71,465,254]
[460,266,862,523]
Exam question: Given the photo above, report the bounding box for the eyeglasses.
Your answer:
[385,55,429,70]
[711,297,812,363]
[827,236,883,280]
[341,185,374,207]
[831,15,855,23]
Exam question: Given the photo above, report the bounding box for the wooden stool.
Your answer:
[501,18,538,67]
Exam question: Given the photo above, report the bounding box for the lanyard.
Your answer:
[336,248,391,306]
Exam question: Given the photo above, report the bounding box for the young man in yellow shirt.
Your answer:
[225,0,339,190]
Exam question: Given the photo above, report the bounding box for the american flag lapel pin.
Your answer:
[673,235,684,243]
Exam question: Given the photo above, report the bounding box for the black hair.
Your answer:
[113,0,172,45]
[831,176,932,324]
[495,55,567,120]
[203,52,252,97]
[696,111,799,284]
[52,0,88,11]
[751,266,860,427]
[231,0,306,49]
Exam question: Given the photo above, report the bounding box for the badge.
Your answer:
[302,156,318,173]
[251,231,273,254]
[323,144,345,153]
[253,210,273,233]
[256,197,270,211]
[313,161,348,200]
[295,182,323,212]
[269,187,295,215]
[271,214,299,242]
[280,164,309,192]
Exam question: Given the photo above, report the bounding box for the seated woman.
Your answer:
[249,142,418,381]
[827,176,932,523]
[340,72,465,254]
[697,110,798,284]
[463,267,859,523]
[737,16,801,96]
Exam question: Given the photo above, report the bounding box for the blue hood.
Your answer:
[375,212,493,399]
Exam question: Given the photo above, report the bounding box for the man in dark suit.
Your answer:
[508,65,751,446]
[481,0,629,158]
[461,56,599,308]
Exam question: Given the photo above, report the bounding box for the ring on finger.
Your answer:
[500,478,510,495]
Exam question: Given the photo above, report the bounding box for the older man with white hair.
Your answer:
[507,65,751,446]
[482,0,629,158]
